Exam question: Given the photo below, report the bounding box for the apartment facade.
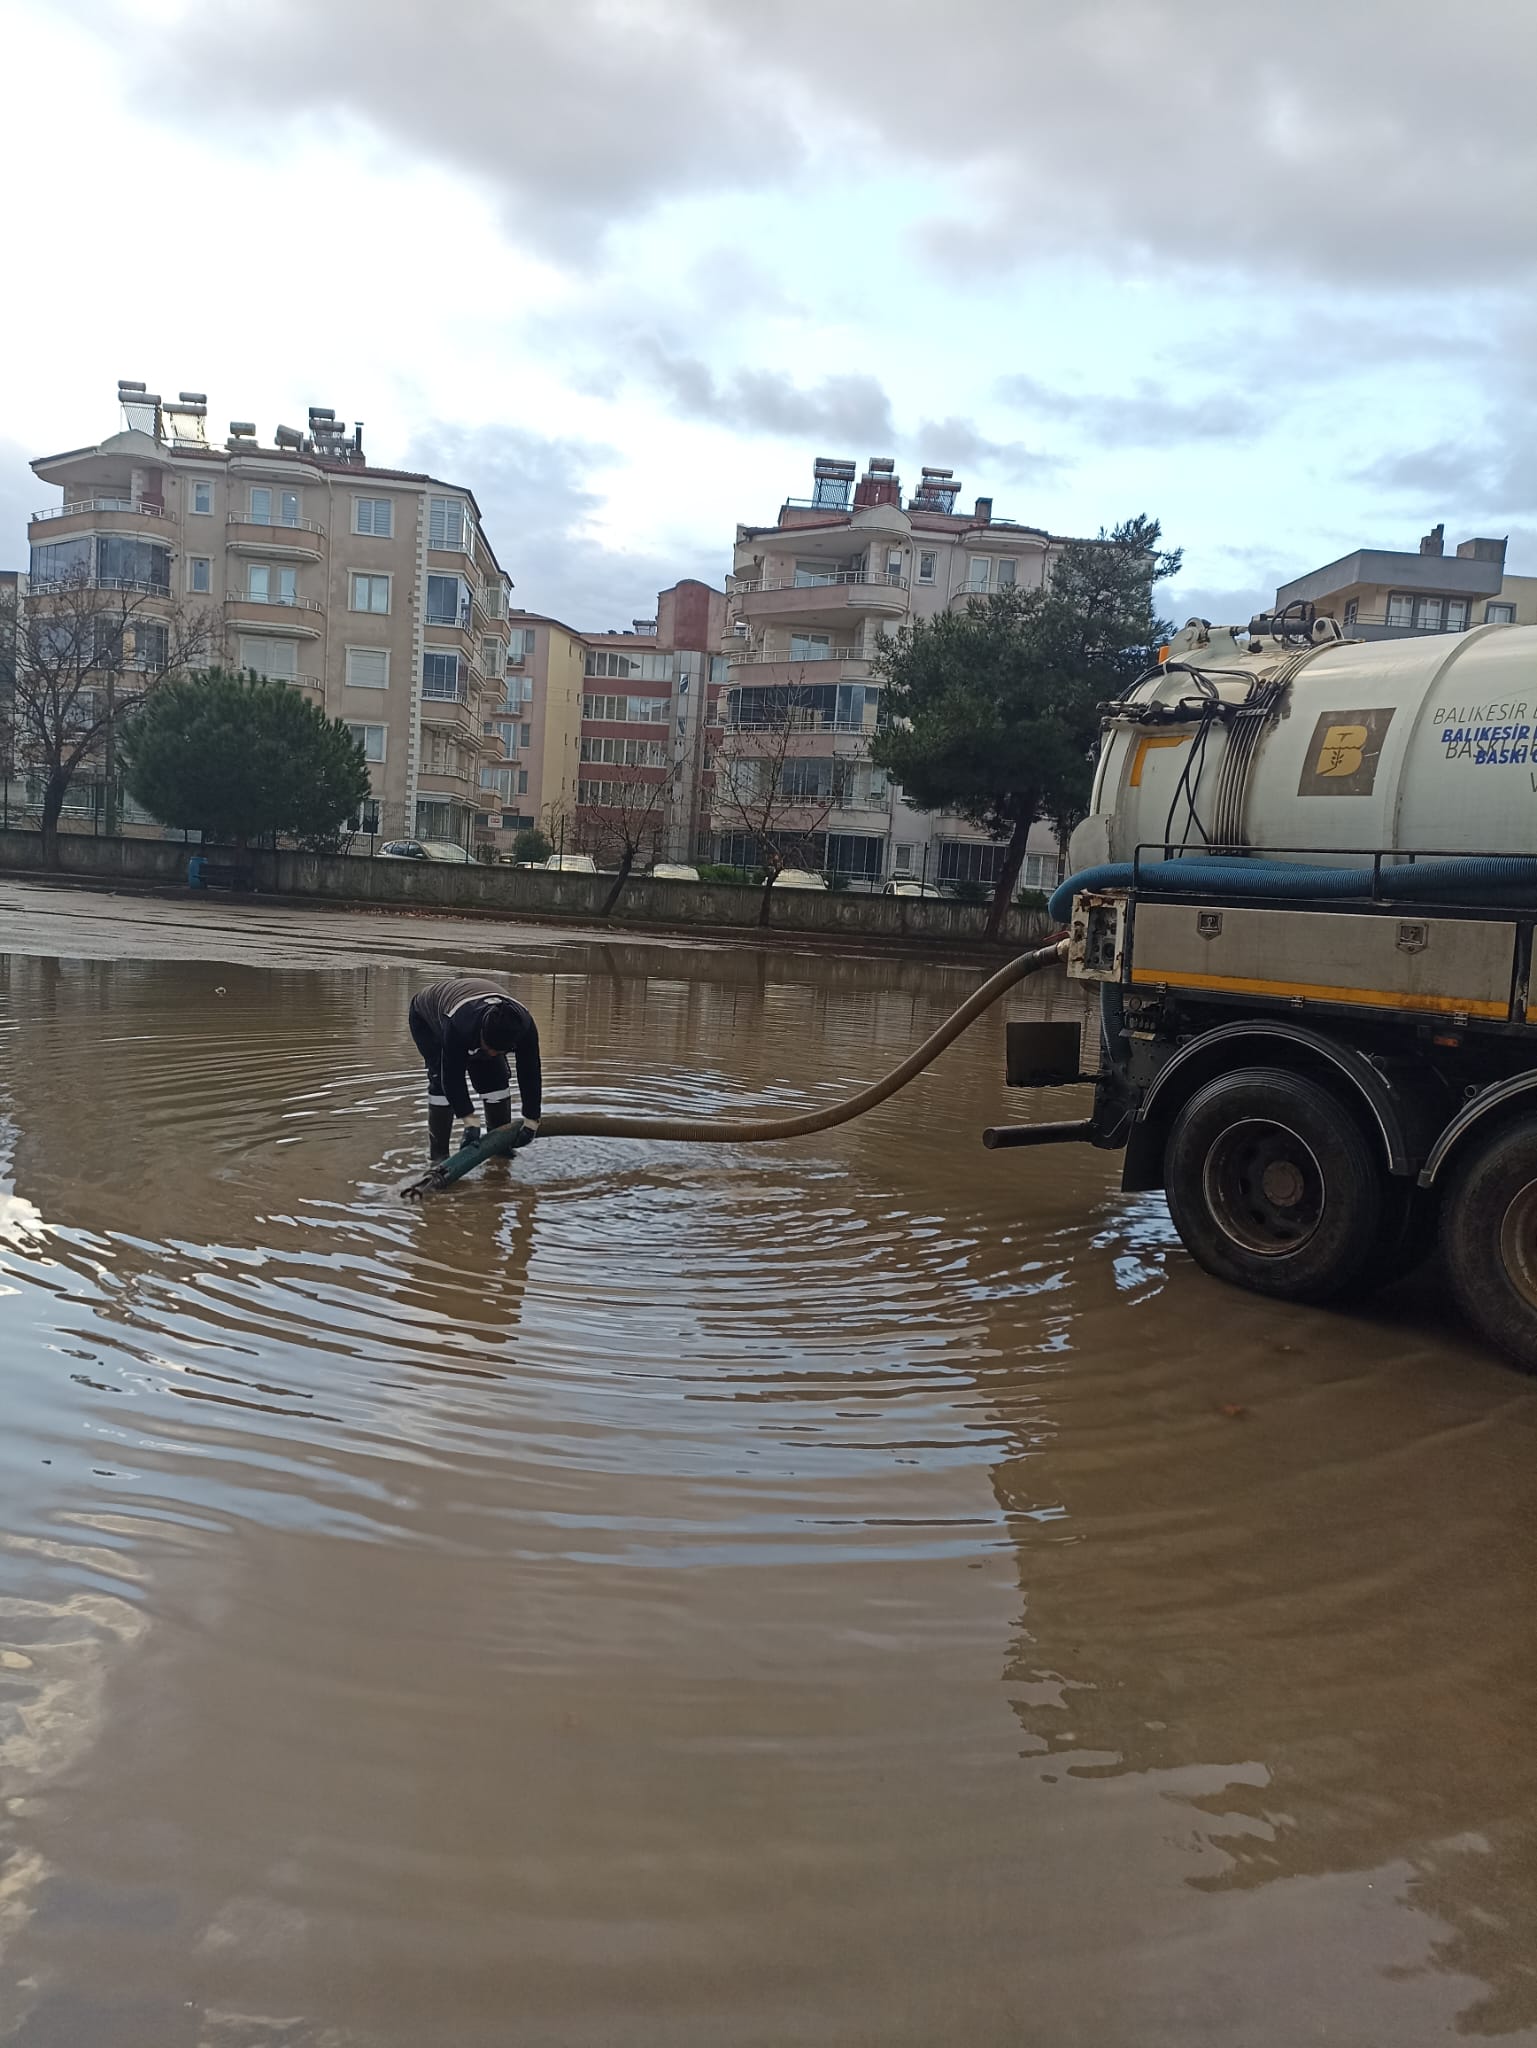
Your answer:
[24,383,513,845]
[476,611,586,852]
[1273,524,1536,641]
[719,456,1069,887]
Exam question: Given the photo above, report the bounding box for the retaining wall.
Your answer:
[0,831,1052,948]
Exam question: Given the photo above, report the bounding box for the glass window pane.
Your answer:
[249,488,271,524]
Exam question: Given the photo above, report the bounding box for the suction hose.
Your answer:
[401,937,1071,1198]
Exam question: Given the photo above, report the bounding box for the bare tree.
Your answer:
[573,768,670,915]
[0,568,219,864]
[711,672,840,926]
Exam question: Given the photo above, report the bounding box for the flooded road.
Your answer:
[1,883,1535,2047]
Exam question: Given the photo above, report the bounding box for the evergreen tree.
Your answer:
[873,516,1181,933]
[121,668,371,847]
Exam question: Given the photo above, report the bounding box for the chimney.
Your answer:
[974,496,993,523]
[1456,535,1509,567]
[1419,523,1445,557]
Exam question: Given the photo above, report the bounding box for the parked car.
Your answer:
[772,869,828,891]
[378,838,477,864]
[542,853,599,873]
[883,879,943,898]
[650,862,701,882]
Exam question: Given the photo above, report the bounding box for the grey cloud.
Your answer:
[910,417,1067,482]
[59,0,1537,289]
[407,423,721,628]
[997,376,1260,448]
[1354,428,1537,522]
[635,340,896,443]
[1167,582,1280,629]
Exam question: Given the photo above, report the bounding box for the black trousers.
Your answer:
[408,997,514,1155]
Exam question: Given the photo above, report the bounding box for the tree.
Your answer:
[711,673,841,925]
[121,668,371,848]
[512,825,552,864]
[0,569,219,864]
[573,769,670,915]
[872,515,1181,935]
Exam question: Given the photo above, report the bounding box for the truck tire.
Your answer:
[1439,1116,1537,1373]
[1164,1066,1384,1304]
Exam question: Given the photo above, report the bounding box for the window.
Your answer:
[487,718,520,753]
[894,843,915,874]
[580,736,668,766]
[346,647,389,689]
[885,549,903,584]
[29,536,92,585]
[350,572,390,613]
[1487,601,1516,625]
[428,496,467,550]
[248,563,269,601]
[518,768,528,795]
[1386,593,1414,628]
[247,564,298,604]
[96,535,170,590]
[709,654,729,683]
[346,722,387,763]
[793,559,838,588]
[520,721,531,748]
[426,573,469,626]
[996,559,1017,590]
[422,650,462,699]
[481,637,502,676]
[248,486,300,526]
[582,649,672,680]
[967,557,990,591]
[129,620,168,671]
[1343,599,1359,629]
[351,799,381,835]
[191,481,213,515]
[481,765,515,802]
[581,693,670,722]
[188,556,212,594]
[936,840,1008,886]
[917,551,937,584]
[239,635,297,680]
[789,632,834,662]
[353,497,393,538]
[1444,599,1469,632]
[1416,597,1444,632]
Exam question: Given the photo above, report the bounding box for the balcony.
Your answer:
[30,574,172,600]
[734,570,909,628]
[226,514,326,562]
[225,589,323,635]
[29,499,172,539]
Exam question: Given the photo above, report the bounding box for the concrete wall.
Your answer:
[0,830,1053,948]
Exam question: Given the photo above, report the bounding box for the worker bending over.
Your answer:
[408,975,541,1160]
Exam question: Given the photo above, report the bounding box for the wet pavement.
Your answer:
[1,880,1534,2047]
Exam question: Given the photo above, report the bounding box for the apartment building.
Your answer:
[24,382,513,845]
[478,611,586,850]
[719,456,1069,887]
[571,581,729,865]
[1273,525,1536,640]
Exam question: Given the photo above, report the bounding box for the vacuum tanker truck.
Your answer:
[993,609,1537,1371]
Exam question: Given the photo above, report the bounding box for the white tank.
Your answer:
[1068,619,1537,874]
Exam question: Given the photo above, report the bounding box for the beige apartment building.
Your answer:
[25,382,513,846]
[479,610,586,852]
[719,456,1069,886]
[1273,524,1536,641]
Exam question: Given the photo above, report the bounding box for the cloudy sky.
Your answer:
[3,0,1533,629]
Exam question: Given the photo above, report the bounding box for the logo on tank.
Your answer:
[1429,699,1532,767]
[1297,708,1396,796]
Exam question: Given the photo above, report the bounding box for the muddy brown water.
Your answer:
[1,882,1535,2047]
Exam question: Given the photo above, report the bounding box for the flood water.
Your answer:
[1,882,1535,2047]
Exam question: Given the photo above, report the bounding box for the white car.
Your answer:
[378,838,476,864]
[542,853,598,873]
[883,879,942,898]
[772,868,828,891]
[650,862,701,882]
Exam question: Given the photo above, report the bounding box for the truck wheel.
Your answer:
[1164,1067,1383,1304]
[1440,1117,1537,1373]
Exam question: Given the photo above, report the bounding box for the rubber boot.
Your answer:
[428,1104,454,1161]
[485,1099,513,1134]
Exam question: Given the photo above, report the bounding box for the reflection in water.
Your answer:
[0,933,1534,2047]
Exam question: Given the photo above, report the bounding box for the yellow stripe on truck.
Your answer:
[1129,964,1510,1019]
[1127,735,1188,788]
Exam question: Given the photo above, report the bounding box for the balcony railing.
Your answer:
[32,498,170,522]
[227,589,324,613]
[724,712,874,734]
[31,574,172,597]
[728,646,865,667]
[732,570,907,594]
[227,514,326,537]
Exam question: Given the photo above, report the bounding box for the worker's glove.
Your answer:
[508,1117,538,1152]
[458,1122,482,1151]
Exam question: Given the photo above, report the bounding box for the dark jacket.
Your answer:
[410,976,542,1123]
